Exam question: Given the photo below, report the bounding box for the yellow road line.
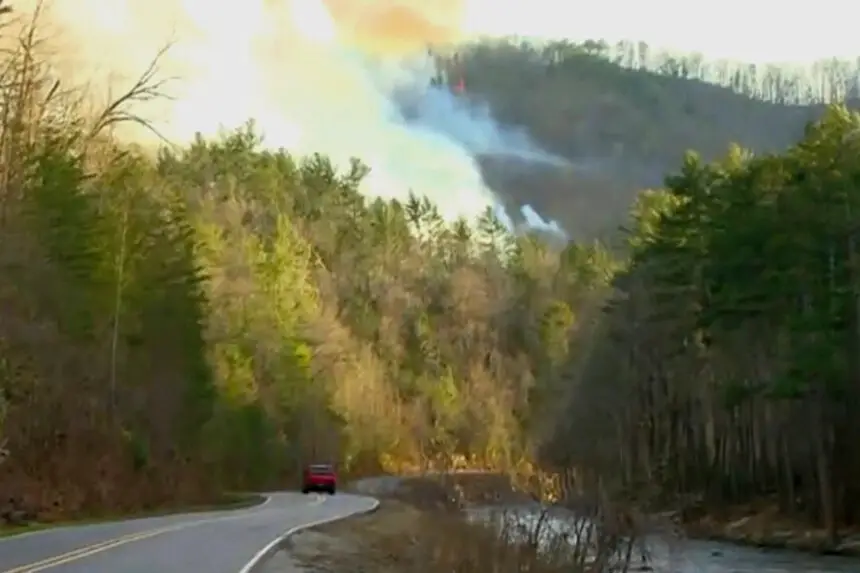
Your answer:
[1,526,174,573]
[1,493,321,573]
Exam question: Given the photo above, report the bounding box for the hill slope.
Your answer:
[440,40,853,239]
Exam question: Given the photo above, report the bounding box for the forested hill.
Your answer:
[549,105,860,544]
[3,0,860,552]
[438,39,856,239]
[0,9,616,521]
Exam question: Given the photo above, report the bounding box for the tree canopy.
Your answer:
[436,39,856,240]
[1,8,860,541]
[0,31,613,511]
[549,105,860,539]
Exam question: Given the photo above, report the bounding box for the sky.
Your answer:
[12,0,860,236]
[463,0,860,63]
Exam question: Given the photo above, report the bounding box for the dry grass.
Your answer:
[683,501,860,556]
[289,502,567,573]
[290,501,652,573]
[286,475,659,573]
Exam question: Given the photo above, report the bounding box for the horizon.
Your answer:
[463,0,860,64]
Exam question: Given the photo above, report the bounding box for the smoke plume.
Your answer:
[14,0,565,233]
[321,0,466,55]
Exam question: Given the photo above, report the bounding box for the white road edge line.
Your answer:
[238,495,381,573]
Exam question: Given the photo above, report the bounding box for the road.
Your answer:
[0,492,377,573]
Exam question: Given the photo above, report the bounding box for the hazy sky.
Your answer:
[463,0,860,63]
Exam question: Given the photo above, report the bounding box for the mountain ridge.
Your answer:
[435,39,860,238]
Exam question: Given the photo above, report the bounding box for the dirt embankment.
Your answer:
[375,473,860,557]
[256,477,860,573]
[680,501,860,557]
[285,501,531,573]
[262,473,646,573]
[263,474,860,573]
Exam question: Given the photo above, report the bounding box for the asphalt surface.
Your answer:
[0,492,377,573]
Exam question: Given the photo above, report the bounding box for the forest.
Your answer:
[437,39,857,240]
[548,106,860,542]
[0,12,614,518]
[0,6,859,544]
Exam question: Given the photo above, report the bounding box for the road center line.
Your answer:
[2,527,176,573]
[0,494,314,573]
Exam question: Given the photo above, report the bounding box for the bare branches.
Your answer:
[87,43,176,145]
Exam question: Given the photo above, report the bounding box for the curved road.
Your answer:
[0,492,377,573]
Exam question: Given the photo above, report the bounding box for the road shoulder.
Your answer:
[255,475,552,573]
[0,492,266,539]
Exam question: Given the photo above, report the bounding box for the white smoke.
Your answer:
[16,0,566,235]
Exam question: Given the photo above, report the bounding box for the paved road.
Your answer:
[0,492,377,573]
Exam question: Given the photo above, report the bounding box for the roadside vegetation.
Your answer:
[1,0,860,562]
[287,476,665,573]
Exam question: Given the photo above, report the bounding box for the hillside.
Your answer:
[439,40,851,239]
[0,8,613,523]
[2,0,860,556]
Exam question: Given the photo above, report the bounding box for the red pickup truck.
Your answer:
[301,463,337,495]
